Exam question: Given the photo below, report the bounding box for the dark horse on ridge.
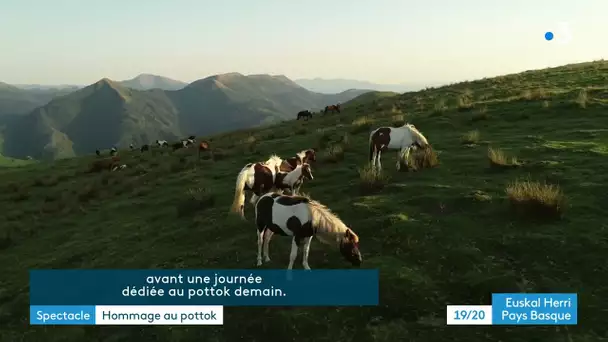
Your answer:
[324,104,340,114]
[297,110,312,120]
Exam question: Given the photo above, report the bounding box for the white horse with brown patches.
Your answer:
[231,155,284,218]
[369,123,429,171]
[254,193,362,269]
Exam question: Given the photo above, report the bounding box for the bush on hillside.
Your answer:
[392,114,406,126]
[488,147,520,169]
[471,106,488,121]
[350,116,373,134]
[457,89,475,111]
[506,179,566,220]
[433,98,448,115]
[461,130,480,145]
[401,145,439,171]
[322,144,345,163]
[359,164,389,194]
[176,187,216,217]
[575,88,588,108]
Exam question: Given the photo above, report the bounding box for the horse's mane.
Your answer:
[403,123,428,144]
[264,154,283,170]
[307,199,352,243]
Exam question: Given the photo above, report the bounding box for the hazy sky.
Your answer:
[1,0,606,85]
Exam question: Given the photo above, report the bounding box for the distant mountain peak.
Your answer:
[118,74,187,91]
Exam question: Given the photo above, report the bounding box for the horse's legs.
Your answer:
[400,147,412,170]
[301,236,313,270]
[256,229,265,266]
[263,230,273,262]
[396,147,407,170]
[287,238,299,270]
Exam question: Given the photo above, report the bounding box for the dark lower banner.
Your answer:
[30,269,379,306]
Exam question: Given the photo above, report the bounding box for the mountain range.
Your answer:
[0,74,369,160]
[293,78,436,94]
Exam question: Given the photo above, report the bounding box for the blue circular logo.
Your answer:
[545,31,554,41]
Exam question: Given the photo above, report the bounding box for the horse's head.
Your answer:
[304,149,316,162]
[405,124,429,149]
[301,163,313,181]
[340,229,362,267]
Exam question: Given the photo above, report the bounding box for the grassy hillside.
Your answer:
[2,74,367,160]
[1,61,607,341]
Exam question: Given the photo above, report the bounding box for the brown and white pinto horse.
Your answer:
[324,104,341,114]
[231,155,284,218]
[279,149,317,172]
[369,123,429,171]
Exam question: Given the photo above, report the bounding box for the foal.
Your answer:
[275,163,313,195]
[254,193,362,269]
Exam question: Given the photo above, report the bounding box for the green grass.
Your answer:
[2,61,608,341]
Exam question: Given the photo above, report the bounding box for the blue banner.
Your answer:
[492,293,577,325]
[30,269,379,306]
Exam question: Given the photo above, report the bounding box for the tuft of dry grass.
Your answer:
[404,146,439,171]
[461,130,480,145]
[433,98,448,115]
[350,116,374,134]
[542,100,550,109]
[520,87,549,101]
[488,147,520,169]
[457,89,475,111]
[471,105,488,121]
[506,179,566,219]
[322,144,345,163]
[358,164,389,194]
[575,88,588,108]
[177,187,216,216]
[392,114,406,127]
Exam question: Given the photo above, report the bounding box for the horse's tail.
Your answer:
[231,166,250,217]
[368,130,375,163]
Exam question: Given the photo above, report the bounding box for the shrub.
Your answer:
[457,89,474,111]
[358,165,389,194]
[176,187,216,217]
[471,106,488,121]
[322,144,345,163]
[461,130,480,144]
[488,147,520,169]
[433,98,448,115]
[506,179,566,219]
[575,88,588,108]
[403,145,439,171]
[392,114,406,126]
[350,116,373,134]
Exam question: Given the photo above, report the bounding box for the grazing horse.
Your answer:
[110,147,118,156]
[275,163,313,195]
[156,140,169,147]
[280,149,317,172]
[198,140,210,159]
[369,123,429,171]
[95,149,101,156]
[129,144,134,151]
[87,156,120,173]
[254,193,362,269]
[324,104,341,114]
[140,144,150,152]
[231,155,284,218]
[188,135,196,140]
[297,110,312,121]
